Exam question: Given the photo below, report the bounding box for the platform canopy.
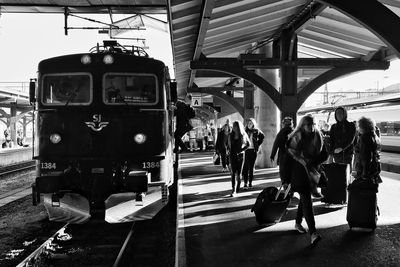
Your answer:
[168,0,400,96]
[0,1,167,14]
[2,0,400,99]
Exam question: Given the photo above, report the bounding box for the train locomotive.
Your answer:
[29,41,177,223]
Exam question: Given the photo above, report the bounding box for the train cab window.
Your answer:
[103,73,158,105]
[42,73,92,105]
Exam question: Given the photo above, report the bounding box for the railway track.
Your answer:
[16,222,135,267]
[0,161,35,177]
[0,158,178,266]
[14,199,176,266]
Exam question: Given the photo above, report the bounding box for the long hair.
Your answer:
[247,118,259,130]
[290,115,314,137]
[288,114,323,154]
[232,120,250,143]
[358,116,376,134]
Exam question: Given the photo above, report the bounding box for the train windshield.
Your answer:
[103,73,158,105]
[42,73,92,105]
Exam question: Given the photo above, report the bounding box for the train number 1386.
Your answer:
[142,162,160,169]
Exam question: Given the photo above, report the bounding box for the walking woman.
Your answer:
[286,115,327,245]
[215,124,231,172]
[227,121,250,197]
[242,118,264,188]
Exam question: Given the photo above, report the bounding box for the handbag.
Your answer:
[213,153,220,165]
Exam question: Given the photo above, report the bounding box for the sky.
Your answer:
[0,13,174,82]
[1,12,400,97]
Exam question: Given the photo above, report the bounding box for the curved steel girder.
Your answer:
[190,88,244,117]
[213,91,244,117]
[201,103,218,115]
[0,109,9,118]
[317,0,400,58]
[196,107,214,119]
[297,67,366,109]
[195,110,211,123]
[191,66,282,109]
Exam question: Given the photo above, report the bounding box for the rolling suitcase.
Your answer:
[321,163,349,205]
[251,185,291,225]
[347,179,379,231]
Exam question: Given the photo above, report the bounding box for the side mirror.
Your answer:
[170,81,177,103]
[29,79,37,105]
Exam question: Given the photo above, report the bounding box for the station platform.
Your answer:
[0,147,32,168]
[176,152,400,267]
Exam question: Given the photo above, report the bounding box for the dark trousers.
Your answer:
[296,192,316,234]
[230,153,244,193]
[174,130,187,151]
[242,149,257,185]
[220,150,229,168]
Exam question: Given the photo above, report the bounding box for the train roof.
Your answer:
[38,52,166,73]
[298,92,400,115]
[38,41,166,72]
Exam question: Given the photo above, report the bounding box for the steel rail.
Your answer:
[0,161,36,177]
[16,223,69,267]
[113,222,136,267]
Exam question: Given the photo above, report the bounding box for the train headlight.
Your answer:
[103,55,114,64]
[81,55,91,64]
[134,133,146,144]
[49,133,62,144]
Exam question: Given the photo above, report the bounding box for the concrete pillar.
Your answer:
[22,116,27,138]
[243,80,254,123]
[280,29,298,125]
[254,44,279,168]
[10,103,17,144]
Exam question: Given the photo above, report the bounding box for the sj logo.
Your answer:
[85,114,109,132]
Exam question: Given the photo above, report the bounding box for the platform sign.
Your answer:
[191,96,202,107]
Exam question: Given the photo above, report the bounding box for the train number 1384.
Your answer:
[41,162,56,169]
[142,162,160,169]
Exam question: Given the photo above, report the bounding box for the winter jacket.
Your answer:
[245,127,265,152]
[175,100,195,134]
[286,129,327,193]
[270,126,293,165]
[353,131,382,184]
[329,107,357,156]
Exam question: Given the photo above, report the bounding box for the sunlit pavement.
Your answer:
[177,152,400,267]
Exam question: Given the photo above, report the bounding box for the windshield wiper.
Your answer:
[65,84,82,106]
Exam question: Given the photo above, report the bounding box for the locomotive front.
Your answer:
[30,46,175,223]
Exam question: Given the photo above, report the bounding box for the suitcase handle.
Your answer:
[275,184,291,201]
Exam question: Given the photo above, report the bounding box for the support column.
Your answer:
[254,44,279,168]
[243,80,254,122]
[10,103,17,145]
[280,29,299,125]
[22,116,27,137]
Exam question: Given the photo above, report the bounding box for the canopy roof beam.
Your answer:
[187,86,254,92]
[191,57,389,69]
[188,0,216,88]
[317,0,400,58]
